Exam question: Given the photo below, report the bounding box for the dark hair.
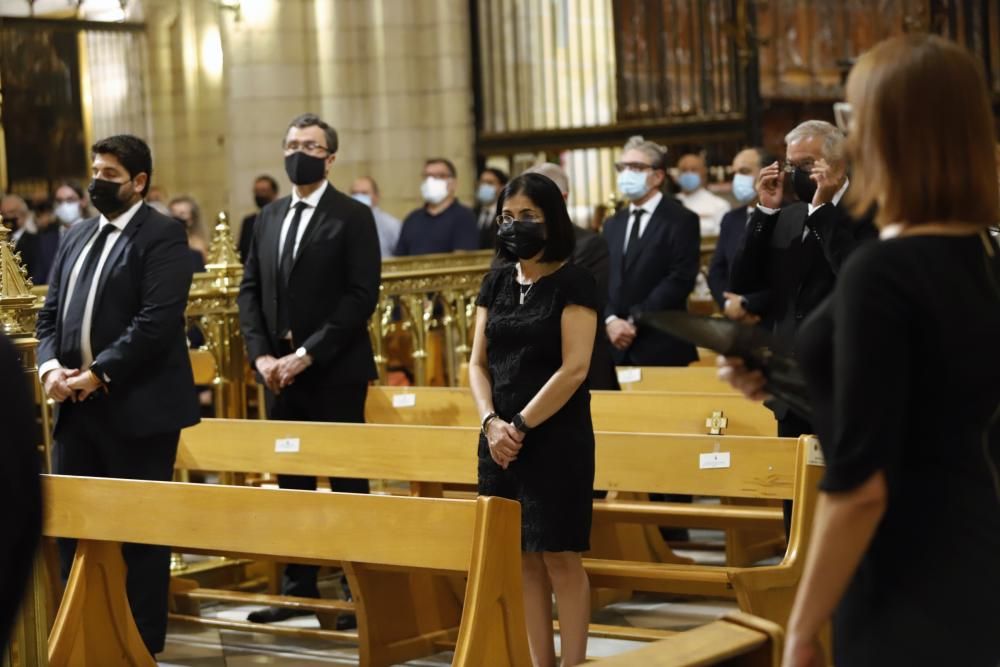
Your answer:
[480,167,509,185]
[495,173,575,263]
[285,113,339,154]
[91,134,153,196]
[424,158,457,178]
[255,174,279,193]
[55,180,85,199]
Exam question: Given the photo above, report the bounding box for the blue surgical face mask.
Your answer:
[351,193,373,208]
[678,171,702,192]
[731,173,756,203]
[476,183,498,205]
[617,170,650,201]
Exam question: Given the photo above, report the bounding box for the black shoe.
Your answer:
[246,606,314,624]
[335,614,357,631]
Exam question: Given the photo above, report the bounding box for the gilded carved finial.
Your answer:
[0,223,39,336]
[205,211,242,268]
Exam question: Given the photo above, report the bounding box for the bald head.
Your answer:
[524,163,569,198]
[350,176,380,207]
[1,194,29,230]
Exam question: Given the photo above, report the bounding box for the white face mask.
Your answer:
[420,177,449,205]
[351,193,373,208]
[54,201,82,226]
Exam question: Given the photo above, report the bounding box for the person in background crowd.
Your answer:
[525,162,618,391]
[707,148,769,316]
[53,181,90,230]
[238,175,279,262]
[146,185,168,204]
[169,195,209,261]
[36,134,200,656]
[471,172,597,667]
[1,194,42,283]
[395,158,478,256]
[0,333,42,653]
[475,167,509,249]
[604,136,700,367]
[675,152,730,237]
[238,113,381,629]
[722,34,1000,667]
[350,175,401,259]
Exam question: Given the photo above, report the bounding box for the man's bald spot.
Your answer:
[1,194,28,215]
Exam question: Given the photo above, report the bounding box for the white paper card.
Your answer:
[806,437,826,466]
[616,368,642,384]
[392,393,417,408]
[275,438,300,453]
[699,452,731,469]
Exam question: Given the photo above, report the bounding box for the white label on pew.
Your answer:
[275,438,300,453]
[699,452,731,469]
[392,393,417,408]
[616,367,642,384]
[806,437,826,466]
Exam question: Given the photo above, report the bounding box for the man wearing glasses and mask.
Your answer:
[728,118,876,531]
[238,113,381,626]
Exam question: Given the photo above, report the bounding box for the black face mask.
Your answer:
[792,167,818,204]
[497,220,546,260]
[88,178,131,218]
[284,152,327,186]
[254,194,272,209]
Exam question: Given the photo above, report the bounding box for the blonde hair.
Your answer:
[847,34,999,228]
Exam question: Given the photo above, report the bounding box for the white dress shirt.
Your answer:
[677,187,730,237]
[606,191,664,325]
[38,199,143,382]
[278,180,328,259]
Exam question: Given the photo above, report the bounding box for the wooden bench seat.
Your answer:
[175,420,818,629]
[366,386,775,436]
[42,474,530,667]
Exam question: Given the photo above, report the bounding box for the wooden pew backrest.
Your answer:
[615,366,738,394]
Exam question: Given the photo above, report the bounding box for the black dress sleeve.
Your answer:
[476,268,502,308]
[823,242,912,492]
[558,265,599,312]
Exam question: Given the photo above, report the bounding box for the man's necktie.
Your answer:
[60,224,116,369]
[624,208,645,271]
[276,202,308,338]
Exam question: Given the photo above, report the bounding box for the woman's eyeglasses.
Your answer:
[496,214,544,226]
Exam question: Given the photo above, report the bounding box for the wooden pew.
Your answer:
[42,474,530,667]
[615,366,738,394]
[175,420,819,630]
[365,386,775,436]
[595,612,783,666]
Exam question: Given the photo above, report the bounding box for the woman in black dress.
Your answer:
[469,173,598,667]
[722,35,1000,667]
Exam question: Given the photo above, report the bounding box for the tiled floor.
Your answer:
[158,530,746,666]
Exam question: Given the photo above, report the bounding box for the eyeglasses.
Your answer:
[614,161,655,173]
[833,102,853,134]
[283,140,331,155]
[496,214,544,226]
[781,160,816,174]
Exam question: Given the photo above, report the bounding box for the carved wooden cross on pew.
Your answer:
[705,411,728,435]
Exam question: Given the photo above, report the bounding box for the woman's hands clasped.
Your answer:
[486,419,524,470]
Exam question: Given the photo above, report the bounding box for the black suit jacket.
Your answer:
[238,212,257,263]
[238,185,381,385]
[729,195,876,418]
[13,231,42,285]
[36,204,200,438]
[34,225,61,285]
[603,195,701,366]
[571,226,619,390]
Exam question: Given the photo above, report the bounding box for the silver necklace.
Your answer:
[516,264,535,305]
[518,282,534,305]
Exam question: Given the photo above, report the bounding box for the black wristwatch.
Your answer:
[511,413,533,434]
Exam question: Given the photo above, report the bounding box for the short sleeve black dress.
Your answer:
[796,234,1000,667]
[476,263,598,553]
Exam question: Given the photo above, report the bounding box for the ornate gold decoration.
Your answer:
[187,212,247,418]
[0,224,38,338]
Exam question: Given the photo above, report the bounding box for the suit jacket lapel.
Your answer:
[291,187,334,273]
[58,218,99,296]
[95,204,149,306]
[625,199,667,273]
[265,197,291,279]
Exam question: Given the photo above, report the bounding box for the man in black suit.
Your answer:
[237,174,279,262]
[238,113,381,625]
[708,148,772,320]
[603,136,701,367]
[35,134,200,655]
[1,195,42,283]
[525,162,619,390]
